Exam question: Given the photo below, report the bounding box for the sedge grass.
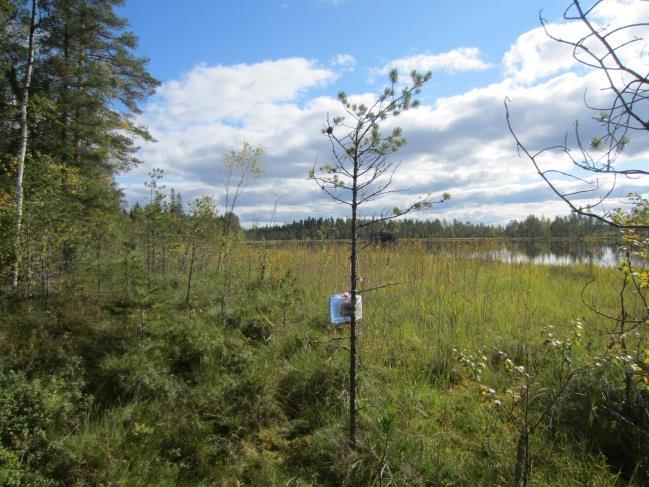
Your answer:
[2,239,637,485]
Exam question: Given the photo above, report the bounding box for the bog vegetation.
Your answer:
[1,0,648,486]
[2,216,648,486]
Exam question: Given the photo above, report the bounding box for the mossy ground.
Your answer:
[1,241,644,485]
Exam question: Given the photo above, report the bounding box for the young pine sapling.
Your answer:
[310,69,450,447]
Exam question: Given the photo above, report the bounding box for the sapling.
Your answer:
[184,196,218,305]
[217,143,263,322]
[144,169,165,285]
[311,69,449,447]
[507,2,649,467]
[455,321,584,486]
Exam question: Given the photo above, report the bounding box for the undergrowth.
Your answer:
[0,242,643,485]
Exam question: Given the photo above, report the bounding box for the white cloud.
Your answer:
[144,58,335,130]
[330,54,357,69]
[503,0,649,84]
[122,3,649,227]
[378,48,493,76]
[503,24,583,84]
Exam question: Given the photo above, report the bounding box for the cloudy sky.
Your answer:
[117,0,649,227]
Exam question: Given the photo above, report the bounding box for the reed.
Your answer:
[2,239,636,485]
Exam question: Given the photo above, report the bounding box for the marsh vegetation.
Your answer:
[2,231,648,485]
[2,0,649,484]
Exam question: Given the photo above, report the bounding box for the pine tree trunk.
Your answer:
[96,240,102,304]
[12,0,38,289]
[185,241,196,304]
[349,149,359,448]
[73,44,84,165]
[61,23,70,151]
[513,430,529,487]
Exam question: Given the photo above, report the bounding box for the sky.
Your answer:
[116,0,649,227]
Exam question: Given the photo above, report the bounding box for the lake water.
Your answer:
[246,238,629,267]
[420,239,625,267]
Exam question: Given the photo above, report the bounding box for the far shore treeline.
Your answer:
[244,213,617,241]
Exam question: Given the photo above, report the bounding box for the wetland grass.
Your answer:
[2,239,638,485]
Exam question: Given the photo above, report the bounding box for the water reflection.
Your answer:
[245,238,629,268]
[422,239,623,267]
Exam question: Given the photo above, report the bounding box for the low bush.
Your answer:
[0,369,88,486]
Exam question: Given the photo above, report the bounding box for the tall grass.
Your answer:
[1,239,638,485]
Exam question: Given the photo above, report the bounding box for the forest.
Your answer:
[1,0,648,486]
[246,214,617,241]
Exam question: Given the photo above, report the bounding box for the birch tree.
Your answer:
[506,1,649,477]
[11,0,37,289]
[217,142,263,321]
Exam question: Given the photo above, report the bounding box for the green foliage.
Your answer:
[0,240,636,484]
[0,1,644,483]
[247,213,617,240]
[221,142,263,239]
[311,70,443,221]
[0,369,88,486]
[0,0,159,290]
[223,142,264,180]
[97,349,184,404]
[455,322,586,485]
[553,361,649,483]
[276,351,346,424]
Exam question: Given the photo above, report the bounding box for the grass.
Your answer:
[1,239,644,485]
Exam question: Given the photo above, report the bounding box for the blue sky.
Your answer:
[117,0,649,226]
[121,0,569,98]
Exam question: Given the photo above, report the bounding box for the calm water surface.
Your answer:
[249,238,628,267]
[421,239,625,267]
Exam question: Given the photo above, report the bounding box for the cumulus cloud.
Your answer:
[144,58,335,130]
[503,0,649,84]
[377,48,493,76]
[121,3,649,227]
[330,54,357,69]
[503,24,582,84]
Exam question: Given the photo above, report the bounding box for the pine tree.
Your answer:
[310,70,449,447]
[39,0,159,172]
[0,0,159,287]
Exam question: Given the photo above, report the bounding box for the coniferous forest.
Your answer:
[1,1,649,486]
[246,214,617,241]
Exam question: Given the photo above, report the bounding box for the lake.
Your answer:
[419,238,625,267]
[245,238,627,268]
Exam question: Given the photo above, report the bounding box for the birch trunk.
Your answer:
[12,0,38,289]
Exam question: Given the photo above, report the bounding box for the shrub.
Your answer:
[555,362,649,483]
[96,349,184,404]
[0,369,87,486]
[276,353,346,425]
